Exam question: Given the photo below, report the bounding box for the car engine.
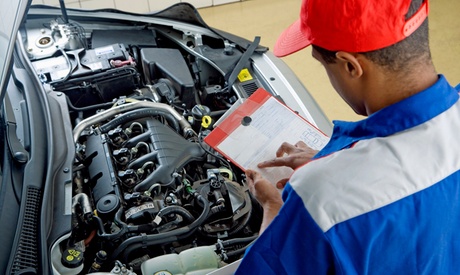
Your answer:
[23,6,264,274]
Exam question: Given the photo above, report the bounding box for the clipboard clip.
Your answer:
[241,116,252,126]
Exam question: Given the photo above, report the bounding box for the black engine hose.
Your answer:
[209,203,226,216]
[93,207,130,240]
[66,95,114,112]
[94,216,126,241]
[93,204,163,240]
[219,236,258,247]
[110,194,210,261]
[99,108,180,134]
[157,205,194,223]
[225,240,256,258]
[124,131,151,148]
[227,207,252,236]
[215,237,258,260]
[127,151,158,169]
[134,170,176,190]
[119,233,192,264]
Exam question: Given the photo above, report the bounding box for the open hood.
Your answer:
[0,0,31,99]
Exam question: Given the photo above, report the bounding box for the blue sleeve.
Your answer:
[235,184,337,274]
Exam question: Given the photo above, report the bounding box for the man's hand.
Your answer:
[245,169,283,234]
[258,141,318,188]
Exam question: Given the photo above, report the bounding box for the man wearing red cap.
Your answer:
[236,0,460,273]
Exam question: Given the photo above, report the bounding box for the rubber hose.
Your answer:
[110,194,210,260]
[157,205,195,223]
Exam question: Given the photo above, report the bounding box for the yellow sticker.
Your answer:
[66,255,74,261]
[237,68,253,82]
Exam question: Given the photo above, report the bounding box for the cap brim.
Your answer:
[273,19,312,57]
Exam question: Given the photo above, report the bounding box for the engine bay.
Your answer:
[23,6,265,274]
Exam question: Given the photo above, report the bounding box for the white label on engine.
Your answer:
[86,62,104,71]
[51,69,70,80]
[125,203,155,220]
[95,45,114,55]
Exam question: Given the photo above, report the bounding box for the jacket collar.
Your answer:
[315,75,459,158]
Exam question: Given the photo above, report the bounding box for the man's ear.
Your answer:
[335,51,363,78]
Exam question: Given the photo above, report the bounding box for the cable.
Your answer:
[225,240,256,258]
[67,21,88,49]
[52,48,72,83]
[65,94,114,112]
[198,136,232,170]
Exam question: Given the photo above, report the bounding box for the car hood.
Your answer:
[1,0,268,100]
[0,0,31,99]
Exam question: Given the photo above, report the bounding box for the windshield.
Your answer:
[0,0,30,98]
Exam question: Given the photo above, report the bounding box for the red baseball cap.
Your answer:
[273,0,429,57]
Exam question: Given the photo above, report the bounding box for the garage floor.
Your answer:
[199,0,460,123]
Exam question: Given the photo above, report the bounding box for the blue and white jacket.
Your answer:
[236,75,460,274]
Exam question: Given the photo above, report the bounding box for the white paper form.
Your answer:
[216,97,329,184]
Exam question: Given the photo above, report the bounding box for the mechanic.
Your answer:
[235,0,460,273]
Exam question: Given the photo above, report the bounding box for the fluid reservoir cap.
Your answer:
[61,247,84,268]
[96,194,120,217]
[191,105,211,120]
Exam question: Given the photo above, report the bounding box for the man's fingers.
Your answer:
[275,142,297,157]
[257,158,288,168]
[245,169,257,184]
[294,141,309,149]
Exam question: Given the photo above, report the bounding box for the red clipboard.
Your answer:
[204,88,329,183]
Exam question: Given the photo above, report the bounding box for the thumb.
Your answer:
[245,169,258,184]
[276,178,289,189]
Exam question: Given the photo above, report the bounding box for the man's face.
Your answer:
[311,47,367,116]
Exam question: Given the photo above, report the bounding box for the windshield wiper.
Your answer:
[3,93,29,163]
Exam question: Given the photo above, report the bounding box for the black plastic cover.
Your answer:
[54,67,140,107]
[134,119,205,191]
[96,194,120,219]
[85,133,118,203]
[91,30,158,48]
[141,48,195,106]
[32,43,129,82]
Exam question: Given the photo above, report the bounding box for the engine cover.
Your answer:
[137,118,205,190]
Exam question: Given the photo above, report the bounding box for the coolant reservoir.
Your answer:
[140,246,220,275]
[50,235,84,275]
